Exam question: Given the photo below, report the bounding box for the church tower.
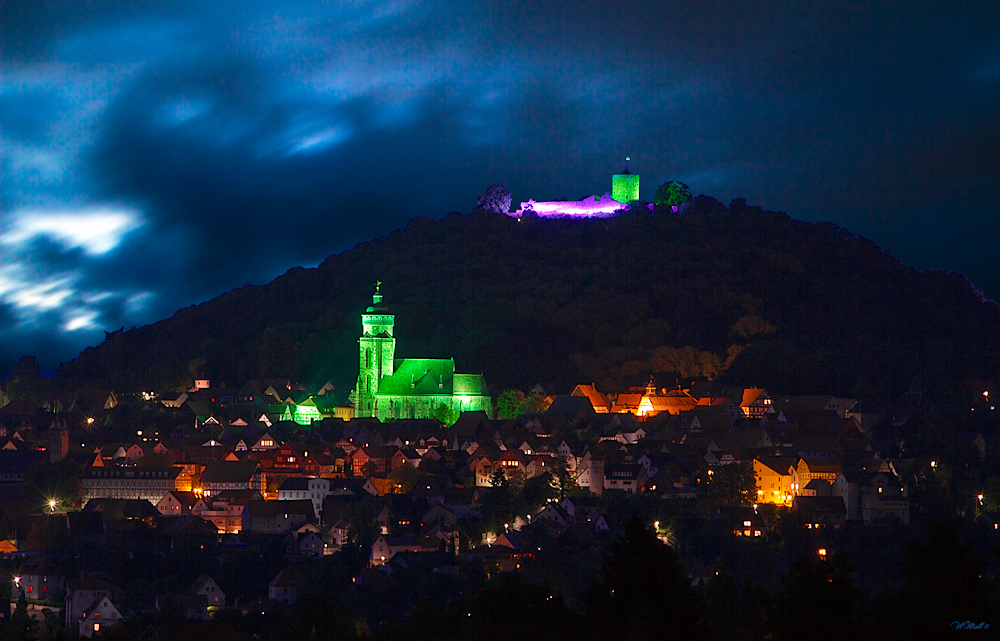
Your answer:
[354,282,396,417]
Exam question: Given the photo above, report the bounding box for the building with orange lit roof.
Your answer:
[570,384,611,413]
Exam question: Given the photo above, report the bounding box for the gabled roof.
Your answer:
[377,359,456,396]
[755,456,796,476]
[453,373,489,396]
[792,495,846,514]
[278,477,312,492]
[81,595,122,620]
[246,499,313,519]
[200,460,260,485]
[571,384,611,411]
[546,395,597,417]
[161,491,199,508]
[269,568,306,588]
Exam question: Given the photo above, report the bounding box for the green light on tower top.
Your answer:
[612,156,640,203]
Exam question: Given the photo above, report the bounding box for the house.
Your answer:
[792,496,847,530]
[752,457,795,506]
[534,502,571,528]
[791,459,842,495]
[65,577,119,631]
[570,384,611,413]
[603,463,647,494]
[78,593,124,637]
[348,445,392,477]
[559,496,605,525]
[244,499,314,534]
[269,569,305,606]
[192,491,258,534]
[860,472,909,525]
[721,506,765,538]
[296,530,325,557]
[199,460,263,497]
[192,574,226,607]
[81,464,182,505]
[801,478,832,497]
[277,477,312,501]
[738,389,772,418]
[16,557,65,600]
[421,503,460,530]
[370,535,441,565]
[277,477,332,521]
[156,491,199,516]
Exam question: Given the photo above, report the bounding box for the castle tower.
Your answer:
[354,282,396,417]
[611,156,640,203]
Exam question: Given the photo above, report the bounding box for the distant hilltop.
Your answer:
[510,158,685,218]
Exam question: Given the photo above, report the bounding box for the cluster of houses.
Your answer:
[0,375,992,635]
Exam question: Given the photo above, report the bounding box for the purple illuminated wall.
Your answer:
[511,193,653,219]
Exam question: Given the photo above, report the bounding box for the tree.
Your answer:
[434,403,460,427]
[476,184,512,214]
[9,355,40,378]
[654,181,692,208]
[495,389,527,419]
[4,355,44,402]
[388,463,420,494]
[550,456,578,500]
[979,475,1000,512]
[650,345,723,379]
[495,388,549,419]
[585,514,700,640]
[777,556,861,641]
[703,461,757,508]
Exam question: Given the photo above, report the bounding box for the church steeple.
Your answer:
[354,281,396,417]
[367,280,388,312]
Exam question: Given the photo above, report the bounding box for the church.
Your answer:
[349,283,492,421]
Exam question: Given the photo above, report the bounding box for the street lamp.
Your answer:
[48,499,57,512]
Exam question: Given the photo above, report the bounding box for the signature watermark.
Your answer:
[951,621,990,630]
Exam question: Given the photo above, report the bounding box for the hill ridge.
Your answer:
[59,197,1000,400]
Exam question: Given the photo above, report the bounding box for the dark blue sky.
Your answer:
[2,0,999,373]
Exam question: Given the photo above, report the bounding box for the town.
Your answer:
[0,287,996,640]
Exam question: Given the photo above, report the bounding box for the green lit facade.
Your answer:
[351,284,492,421]
[611,171,640,203]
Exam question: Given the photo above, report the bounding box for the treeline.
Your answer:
[92,516,995,641]
[57,197,1000,400]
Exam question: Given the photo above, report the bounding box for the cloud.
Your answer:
[2,207,142,256]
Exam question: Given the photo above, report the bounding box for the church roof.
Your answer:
[453,373,489,396]
[377,359,456,396]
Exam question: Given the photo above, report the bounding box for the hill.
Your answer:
[58,197,1000,400]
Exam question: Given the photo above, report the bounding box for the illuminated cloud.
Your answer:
[288,126,350,154]
[0,269,74,312]
[65,311,99,331]
[2,207,142,256]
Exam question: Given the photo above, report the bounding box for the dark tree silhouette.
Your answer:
[476,184,512,214]
[586,514,701,640]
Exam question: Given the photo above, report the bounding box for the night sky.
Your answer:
[2,0,999,374]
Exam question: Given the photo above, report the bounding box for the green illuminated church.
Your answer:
[350,283,492,421]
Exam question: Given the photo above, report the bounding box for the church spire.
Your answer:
[366,281,389,313]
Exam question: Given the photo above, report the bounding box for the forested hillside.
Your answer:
[59,197,1000,400]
